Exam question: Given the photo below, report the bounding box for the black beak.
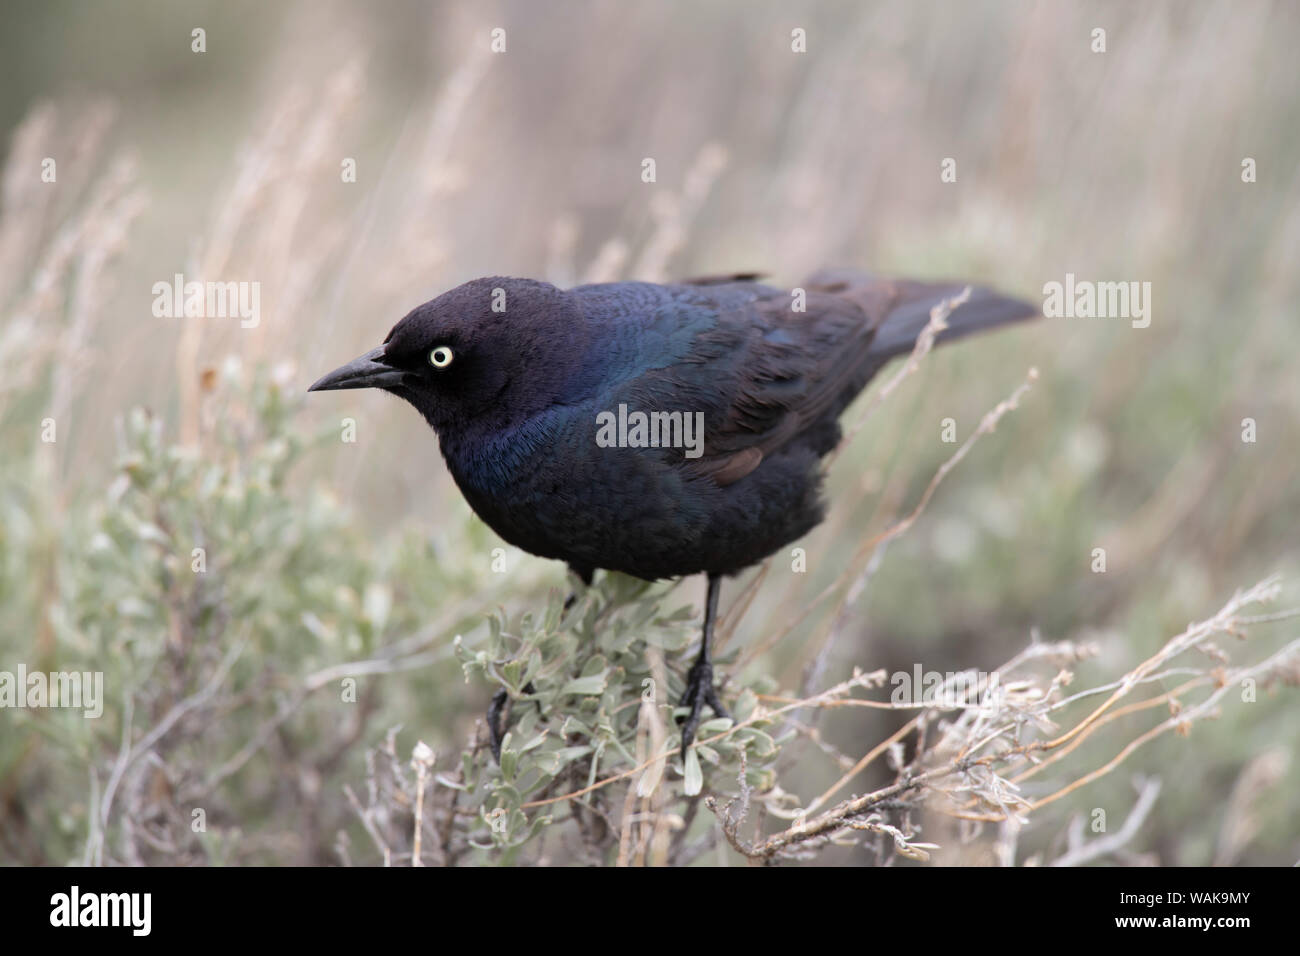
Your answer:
[308,346,408,392]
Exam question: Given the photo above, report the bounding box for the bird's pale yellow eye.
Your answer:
[429,346,454,368]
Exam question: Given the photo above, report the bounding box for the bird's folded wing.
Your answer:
[685,289,880,484]
[680,274,1035,486]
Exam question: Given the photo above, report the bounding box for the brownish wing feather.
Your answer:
[686,272,1035,485]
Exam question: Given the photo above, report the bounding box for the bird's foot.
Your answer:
[486,681,539,763]
[676,658,729,754]
[488,578,582,762]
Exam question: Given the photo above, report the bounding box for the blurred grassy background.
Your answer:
[1,0,1297,865]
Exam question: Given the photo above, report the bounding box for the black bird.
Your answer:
[309,270,1036,758]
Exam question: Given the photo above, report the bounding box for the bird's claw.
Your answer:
[676,658,729,755]
[486,681,540,764]
[487,687,510,763]
[487,586,583,765]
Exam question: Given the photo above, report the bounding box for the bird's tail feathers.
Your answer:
[804,269,1039,362]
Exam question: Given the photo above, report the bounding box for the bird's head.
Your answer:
[308,277,591,435]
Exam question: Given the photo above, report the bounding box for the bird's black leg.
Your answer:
[487,687,511,762]
[487,681,537,763]
[677,573,730,754]
[488,564,595,763]
[564,563,594,615]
